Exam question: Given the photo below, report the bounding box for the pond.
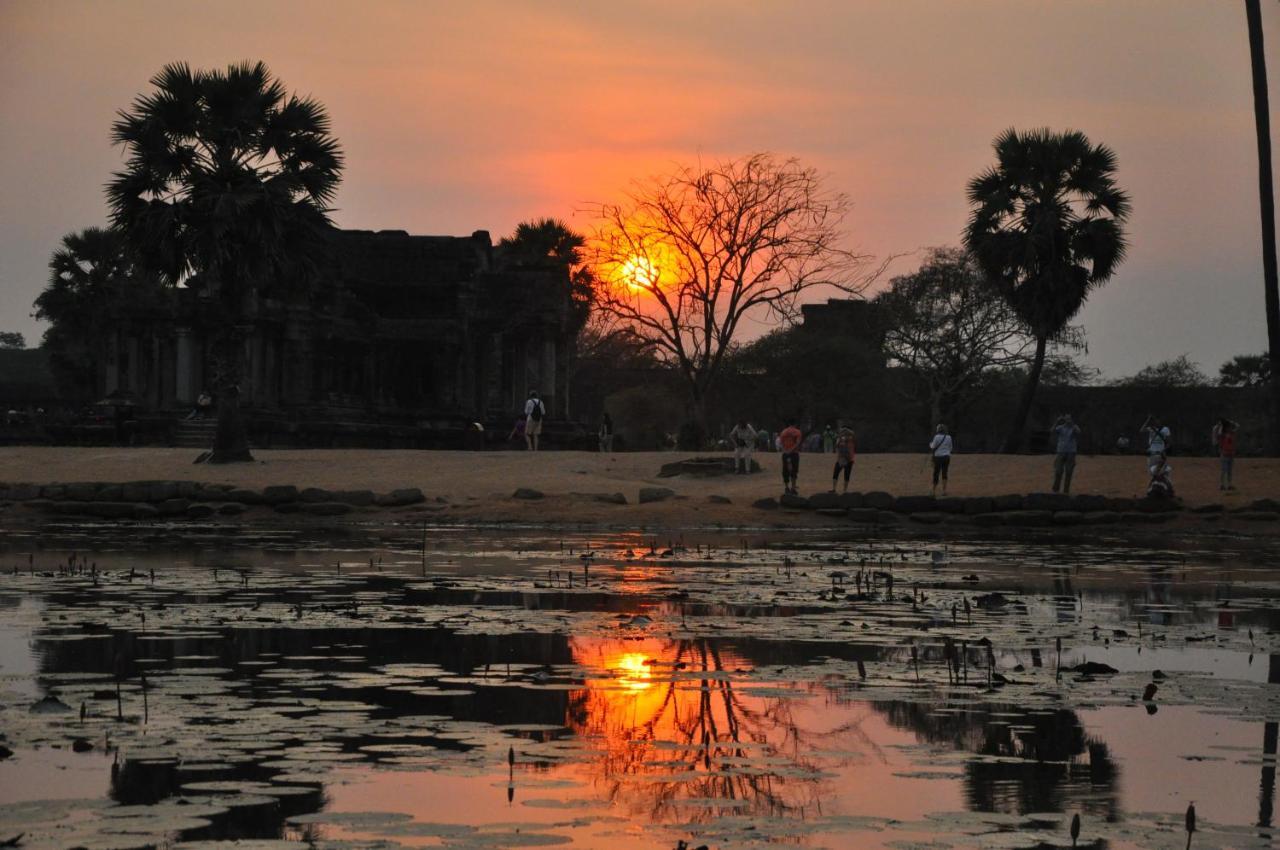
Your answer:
[0,523,1277,849]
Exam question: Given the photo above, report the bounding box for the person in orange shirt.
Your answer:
[779,420,804,495]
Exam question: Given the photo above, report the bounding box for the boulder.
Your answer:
[21,499,55,512]
[65,482,100,501]
[1051,510,1085,526]
[120,482,151,502]
[779,493,810,510]
[261,485,299,504]
[638,487,676,504]
[862,491,893,510]
[893,495,936,513]
[935,497,967,514]
[1133,498,1180,513]
[87,502,137,519]
[6,484,40,501]
[846,508,880,523]
[176,481,201,498]
[751,497,779,510]
[156,499,190,517]
[706,495,732,504]
[299,487,335,503]
[908,511,946,524]
[1081,511,1121,525]
[225,488,264,505]
[816,507,848,517]
[186,504,216,519]
[512,488,544,500]
[971,513,1006,527]
[1106,497,1136,512]
[373,488,425,507]
[274,502,301,514]
[39,485,67,500]
[1025,492,1073,512]
[1249,498,1280,512]
[658,457,761,477]
[875,510,902,524]
[593,493,628,505]
[1122,511,1174,524]
[299,502,350,516]
[1191,503,1224,514]
[216,502,247,515]
[132,503,160,519]
[836,492,865,509]
[96,484,123,502]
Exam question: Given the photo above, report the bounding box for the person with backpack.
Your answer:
[524,390,546,451]
[1212,417,1239,491]
[1140,416,1171,463]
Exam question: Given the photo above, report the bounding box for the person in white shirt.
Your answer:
[1140,416,1171,464]
[523,390,546,451]
[728,419,757,474]
[928,424,953,496]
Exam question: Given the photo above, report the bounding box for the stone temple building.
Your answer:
[97,228,582,439]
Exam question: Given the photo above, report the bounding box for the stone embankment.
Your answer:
[754,490,1280,527]
[0,481,425,520]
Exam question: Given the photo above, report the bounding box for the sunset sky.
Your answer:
[1,0,1276,378]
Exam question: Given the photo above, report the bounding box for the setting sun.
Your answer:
[616,255,660,292]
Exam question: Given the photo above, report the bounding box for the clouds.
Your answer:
[0,0,1274,375]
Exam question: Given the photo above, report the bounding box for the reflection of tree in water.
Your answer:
[566,637,848,825]
[875,700,1119,820]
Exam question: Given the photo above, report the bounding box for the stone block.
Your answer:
[176,481,200,498]
[7,484,40,501]
[807,492,842,510]
[300,502,351,516]
[96,484,123,502]
[87,502,137,519]
[274,502,301,514]
[39,485,67,500]
[893,495,936,513]
[875,510,902,524]
[593,493,628,505]
[1081,511,1121,524]
[1025,493,1073,512]
[156,499,190,517]
[862,491,893,510]
[1122,511,1173,524]
[65,482,100,501]
[1106,497,1136,512]
[962,497,994,515]
[638,487,675,504]
[121,482,151,502]
[999,510,1054,527]
[1052,510,1085,526]
[21,499,55,512]
[299,487,334,503]
[373,487,424,507]
[1249,498,1280,513]
[512,488,544,500]
[846,508,880,523]
[816,507,847,517]
[909,511,946,524]
[992,494,1024,511]
[225,488,264,504]
[216,502,247,515]
[1070,494,1109,512]
[779,493,810,510]
[147,481,180,502]
[706,495,732,504]
[1191,503,1224,514]
[1236,511,1280,522]
[935,497,967,514]
[751,497,778,510]
[1133,498,1179,513]
[971,513,1006,527]
[331,489,375,506]
[133,503,160,519]
[186,504,216,519]
[837,492,865,509]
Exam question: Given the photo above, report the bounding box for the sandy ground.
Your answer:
[0,447,1274,527]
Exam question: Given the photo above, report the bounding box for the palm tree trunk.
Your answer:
[1246,0,1280,455]
[207,326,253,464]
[1002,335,1047,454]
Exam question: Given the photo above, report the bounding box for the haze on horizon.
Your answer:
[1,0,1276,380]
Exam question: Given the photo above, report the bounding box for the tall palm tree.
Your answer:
[1246,0,1280,455]
[106,61,343,462]
[965,128,1130,453]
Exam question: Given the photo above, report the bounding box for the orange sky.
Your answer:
[1,0,1277,376]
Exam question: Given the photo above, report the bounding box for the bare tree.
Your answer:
[588,153,874,431]
[878,248,1038,425]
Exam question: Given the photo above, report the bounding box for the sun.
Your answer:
[616,255,659,292]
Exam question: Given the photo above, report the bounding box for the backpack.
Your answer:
[529,400,544,422]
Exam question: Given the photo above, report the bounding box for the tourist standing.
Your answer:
[779,419,803,495]
[1212,417,1239,491]
[1140,416,1171,462]
[1051,414,1081,494]
[822,424,836,454]
[928,424,952,496]
[507,416,526,447]
[729,419,757,474]
[830,425,856,493]
[598,412,614,453]
[524,390,546,451]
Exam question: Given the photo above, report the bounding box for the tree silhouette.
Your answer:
[589,153,875,436]
[965,128,1130,453]
[106,61,343,462]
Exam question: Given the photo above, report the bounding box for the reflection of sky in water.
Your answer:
[0,595,42,699]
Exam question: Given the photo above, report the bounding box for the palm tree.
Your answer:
[106,61,343,462]
[35,227,164,400]
[965,128,1130,453]
[1245,0,1280,455]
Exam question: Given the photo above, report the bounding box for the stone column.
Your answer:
[175,328,194,404]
